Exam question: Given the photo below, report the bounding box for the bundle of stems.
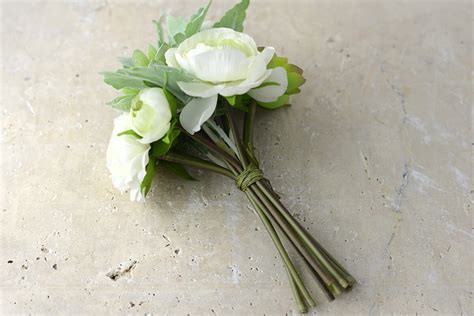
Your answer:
[159,101,355,313]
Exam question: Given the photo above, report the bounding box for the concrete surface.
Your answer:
[1,0,472,315]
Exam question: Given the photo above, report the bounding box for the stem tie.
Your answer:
[236,163,264,192]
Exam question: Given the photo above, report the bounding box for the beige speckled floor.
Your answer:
[1,0,472,315]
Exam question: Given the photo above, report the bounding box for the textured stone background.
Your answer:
[1,0,472,315]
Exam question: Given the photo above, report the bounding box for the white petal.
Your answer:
[130,187,144,202]
[107,113,151,199]
[260,46,275,65]
[177,81,224,98]
[138,147,150,183]
[112,113,132,133]
[248,67,288,102]
[218,69,272,97]
[176,28,258,57]
[186,47,250,82]
[179,95,218,134]
[139,121,170,144]
[140,88,168,111]
[246,52,270,82]
[186,43,214,58]
[216,52,272,97]
[133,88,172,144]
[165,48,179,68]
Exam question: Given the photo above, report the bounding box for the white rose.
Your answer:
[107,114,151,202]
[165,27,276,134]
[130,87,172,144]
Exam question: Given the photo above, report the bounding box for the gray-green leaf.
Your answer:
[167,15,188,44]
[101,65,193,104]
[213,0,249,32]
[106,94,135,111]
[184,0,212,38]
[154,42,169,65]
[147,44,157,61]
[153,15,166,46]
[102,70,147,90]
[118,57,133,68]
[132,49,149,67]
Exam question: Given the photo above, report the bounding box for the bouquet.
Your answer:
[101,0,355,312]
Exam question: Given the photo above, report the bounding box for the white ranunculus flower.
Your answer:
[107,114,151,202]
[130,87,172,144]
[165,27,275,134]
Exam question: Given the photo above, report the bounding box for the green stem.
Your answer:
[225,108,249,167]
[256,181,350,289]
[220,110,337,300]
[243,100,256,156]
[245,190,316,308]
[304,231,356,287]
[182,128,242,171]
[286,265,308,314]
[246,193,307,313]
[160,152,235,179]
[248,184,340,296]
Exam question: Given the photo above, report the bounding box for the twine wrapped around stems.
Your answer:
[236,163,264,192]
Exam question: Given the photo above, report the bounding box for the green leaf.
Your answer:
[159,160,197,181]
[101,65,193,104]
[224,94,250,112]
[151,123,181,157]
[147,44,157,61]
[152,141,172,157]
[286,72,306,93]
[213,0,250,32]
[257,94,289,109]
[266,53,306,95]
[287,87,301,95]
[140,156,156,196]
[287,64,303,75]
[132,49,149,67]
[166,2,212,46]
[117,129,142,139]
[102,70,144,90]
[225,95,236,105]
[184,0,212,38]
[121,87,140,96]
[164,89,178,117]
[118,57,133,68]
[106,94,135,111]
[173,32,187,45]
[167,15,188,44]
[143,80,158,88]
[155,43,169,64]
[267,55,288,69]
[153,16,166,46]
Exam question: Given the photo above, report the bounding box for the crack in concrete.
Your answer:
[386,217,402,249]
[106,260,137,281]
[389,82,412,213]
[392,163,411,212]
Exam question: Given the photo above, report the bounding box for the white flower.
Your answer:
[165,27,275,133]
[248,67,288,103]
[107,114,151,202]
[130,88,172,144]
